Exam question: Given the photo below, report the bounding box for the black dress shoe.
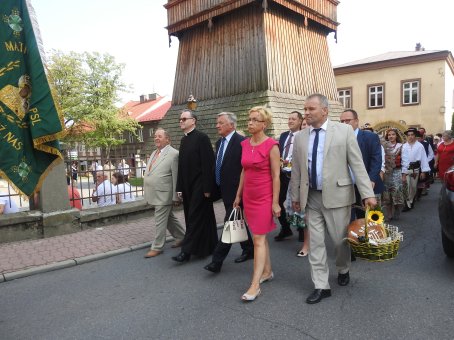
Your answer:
[234,252,253,263]
[274,229,293,241]
[204,262,222,273]
[306,289,331,304]
[172,252,191,263]
[338,272,350,286]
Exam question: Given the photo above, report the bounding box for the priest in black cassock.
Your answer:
[172,110,218,262]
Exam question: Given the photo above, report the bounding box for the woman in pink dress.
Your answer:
[234,106,281,302]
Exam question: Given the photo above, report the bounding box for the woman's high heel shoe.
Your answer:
[242,288,261,302]
[259,272,274,284]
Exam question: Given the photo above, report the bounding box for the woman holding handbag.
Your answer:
[233,106,281,302]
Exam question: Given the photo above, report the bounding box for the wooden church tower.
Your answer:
[162,0,342,143]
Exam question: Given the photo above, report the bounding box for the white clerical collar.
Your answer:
[184,127,195,136]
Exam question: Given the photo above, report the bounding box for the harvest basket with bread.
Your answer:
[347,207,403,262]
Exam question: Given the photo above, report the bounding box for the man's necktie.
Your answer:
[311,128,321,189]
[148,149,160,172]
[215,138,226,186]
[283,132,293,160]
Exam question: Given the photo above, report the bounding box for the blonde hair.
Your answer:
[249,106,273,127]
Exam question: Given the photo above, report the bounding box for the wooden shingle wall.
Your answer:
[163,1,342,148]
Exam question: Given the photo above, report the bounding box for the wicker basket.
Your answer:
[347,208,403,262]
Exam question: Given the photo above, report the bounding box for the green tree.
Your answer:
[47,51,139,157]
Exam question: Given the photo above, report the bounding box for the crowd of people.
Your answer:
[91,169,136,207]
[141,92,454,305]
[382,127,454,218]
[64,159,136,210]
[5,91,448,303]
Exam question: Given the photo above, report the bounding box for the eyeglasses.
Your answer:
[179,117,194,122]
[248,118,265,123]
[340,119,354,124]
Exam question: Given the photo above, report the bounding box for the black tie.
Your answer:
[311,128,321,189]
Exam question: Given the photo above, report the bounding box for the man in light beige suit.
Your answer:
[143,128,185,258]
[290,94,377,304]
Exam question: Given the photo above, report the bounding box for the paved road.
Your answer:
[1,182,454,339]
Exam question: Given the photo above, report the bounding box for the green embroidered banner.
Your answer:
[0,0,65,196]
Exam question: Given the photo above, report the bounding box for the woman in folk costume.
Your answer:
[382,129,404,220]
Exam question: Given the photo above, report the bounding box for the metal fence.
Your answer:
[64,147,151,210]
[0,180,29,212]
[0,145,153,213]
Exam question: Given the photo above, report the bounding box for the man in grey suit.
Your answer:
[290,94,376,304]
[143,128,185,258]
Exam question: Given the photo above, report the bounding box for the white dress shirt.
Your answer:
[93,179,117,206]
[0,196,19,214]
[217,130,235,161]
[282,130,300,172]
[401,141,430,173]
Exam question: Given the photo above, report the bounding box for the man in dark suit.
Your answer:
[339,109,384,219]
[274,111,304,241]
[204,112,254,273]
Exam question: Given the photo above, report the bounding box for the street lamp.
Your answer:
[187,94,197,111]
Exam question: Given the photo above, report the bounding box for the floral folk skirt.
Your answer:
[382,168,405,207]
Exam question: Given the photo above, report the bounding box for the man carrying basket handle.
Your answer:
[290,94,376,304]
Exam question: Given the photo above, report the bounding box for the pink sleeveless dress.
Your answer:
[241,137,278,235]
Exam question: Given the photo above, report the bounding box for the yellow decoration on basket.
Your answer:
[367,210,384,225]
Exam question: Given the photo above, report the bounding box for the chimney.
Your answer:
[148,93,158,101]
[415,43,422,51]
[139,94,147,103]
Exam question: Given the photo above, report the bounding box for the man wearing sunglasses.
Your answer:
[173,110,218,263]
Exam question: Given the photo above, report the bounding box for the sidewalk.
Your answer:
[0,201,226,282]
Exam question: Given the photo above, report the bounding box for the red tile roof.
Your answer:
[124,95,171,123]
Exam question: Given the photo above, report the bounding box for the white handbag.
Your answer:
[221,207,248,244]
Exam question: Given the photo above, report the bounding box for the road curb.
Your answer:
[0,224,225,282]
[129,242,152,251]
[3,260,76,282]
[74,248,131,265]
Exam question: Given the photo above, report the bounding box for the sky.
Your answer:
[31,0,454,103]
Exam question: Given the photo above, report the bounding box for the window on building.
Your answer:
[368,84,384,108]
[338,88,352,108]
[128,132,134,143]
[401,79,420,105]
[137,128,143,142]
[149,128,154,137]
